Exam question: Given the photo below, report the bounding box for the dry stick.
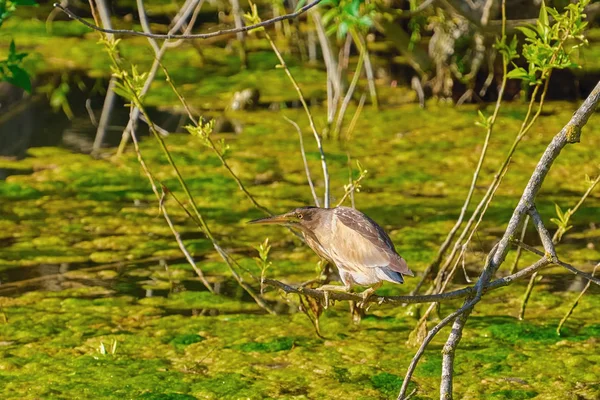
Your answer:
[149,67,281,308]
[332,33,365,139]
[557,262,599,335]
[412,45,509,295]
[430,80,600,400]
[54,0,323,39]
[509,214,529,273]
[262,29,331,208]
[284,116,320,207]
[410,80,544,332]
[126,105,213,292]
[433,78,549,300]
[519,172,600,318]
[154,63,302,288]
[518,271,541,320]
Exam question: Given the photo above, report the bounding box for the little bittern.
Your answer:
[249,206,413,303]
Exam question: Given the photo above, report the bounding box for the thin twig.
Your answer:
[54,0,323,39]
[552,172,600,243]
[557,262,599,335]
[284,116,320,207]
[117,0,202,155]
[332,30,365,139]
[519,270,541,320]
[509,214,529,273]
[345,93,366,141]
[512,241,600,286]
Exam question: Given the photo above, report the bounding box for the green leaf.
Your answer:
[506,67,529,80]
[516,26,537,41]
[539,1,549,29]
[554,203,564,221]
[6,65,31,92]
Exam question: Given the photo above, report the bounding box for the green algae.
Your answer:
[1,102,600,399]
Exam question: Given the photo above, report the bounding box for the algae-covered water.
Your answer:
[1,8,600,399]
[1,101,599,399]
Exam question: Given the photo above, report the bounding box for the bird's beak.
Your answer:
[247,214,291,225]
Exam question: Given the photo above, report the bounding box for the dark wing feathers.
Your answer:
[334,207,413,276]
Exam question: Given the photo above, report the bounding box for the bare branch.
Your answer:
[527,206,557,261]
[512,241,600,286]
[54,0,323,40]
[557,262,599,335]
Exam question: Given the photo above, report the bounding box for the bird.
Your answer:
[248,206,413,304]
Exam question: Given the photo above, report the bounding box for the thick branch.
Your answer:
[54,0,322,39]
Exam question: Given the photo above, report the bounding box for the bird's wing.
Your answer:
[331,207,413,276]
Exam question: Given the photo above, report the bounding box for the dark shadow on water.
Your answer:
[0,72,192,179]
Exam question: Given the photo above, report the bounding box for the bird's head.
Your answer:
[248,206,322,229]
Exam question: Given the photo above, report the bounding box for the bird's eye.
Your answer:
[296,213,303,219]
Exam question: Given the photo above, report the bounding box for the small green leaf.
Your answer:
[506,67,529,80]
[516,26,537,40]
[6,65,31,92]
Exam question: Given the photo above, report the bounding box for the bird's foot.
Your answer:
[357,282,382,309]
[316,284,350,309]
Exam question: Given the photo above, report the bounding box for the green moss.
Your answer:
[370,372,407,397]
[490,390,538,399]
[235,337,295,353]
[139,393,198,400]
[169,334,205,348]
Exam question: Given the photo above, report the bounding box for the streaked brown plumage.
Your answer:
[249,206,413,295]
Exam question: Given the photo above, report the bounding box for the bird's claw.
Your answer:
[323,290,330,309]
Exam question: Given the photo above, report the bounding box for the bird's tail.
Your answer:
[376,267,405,284]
